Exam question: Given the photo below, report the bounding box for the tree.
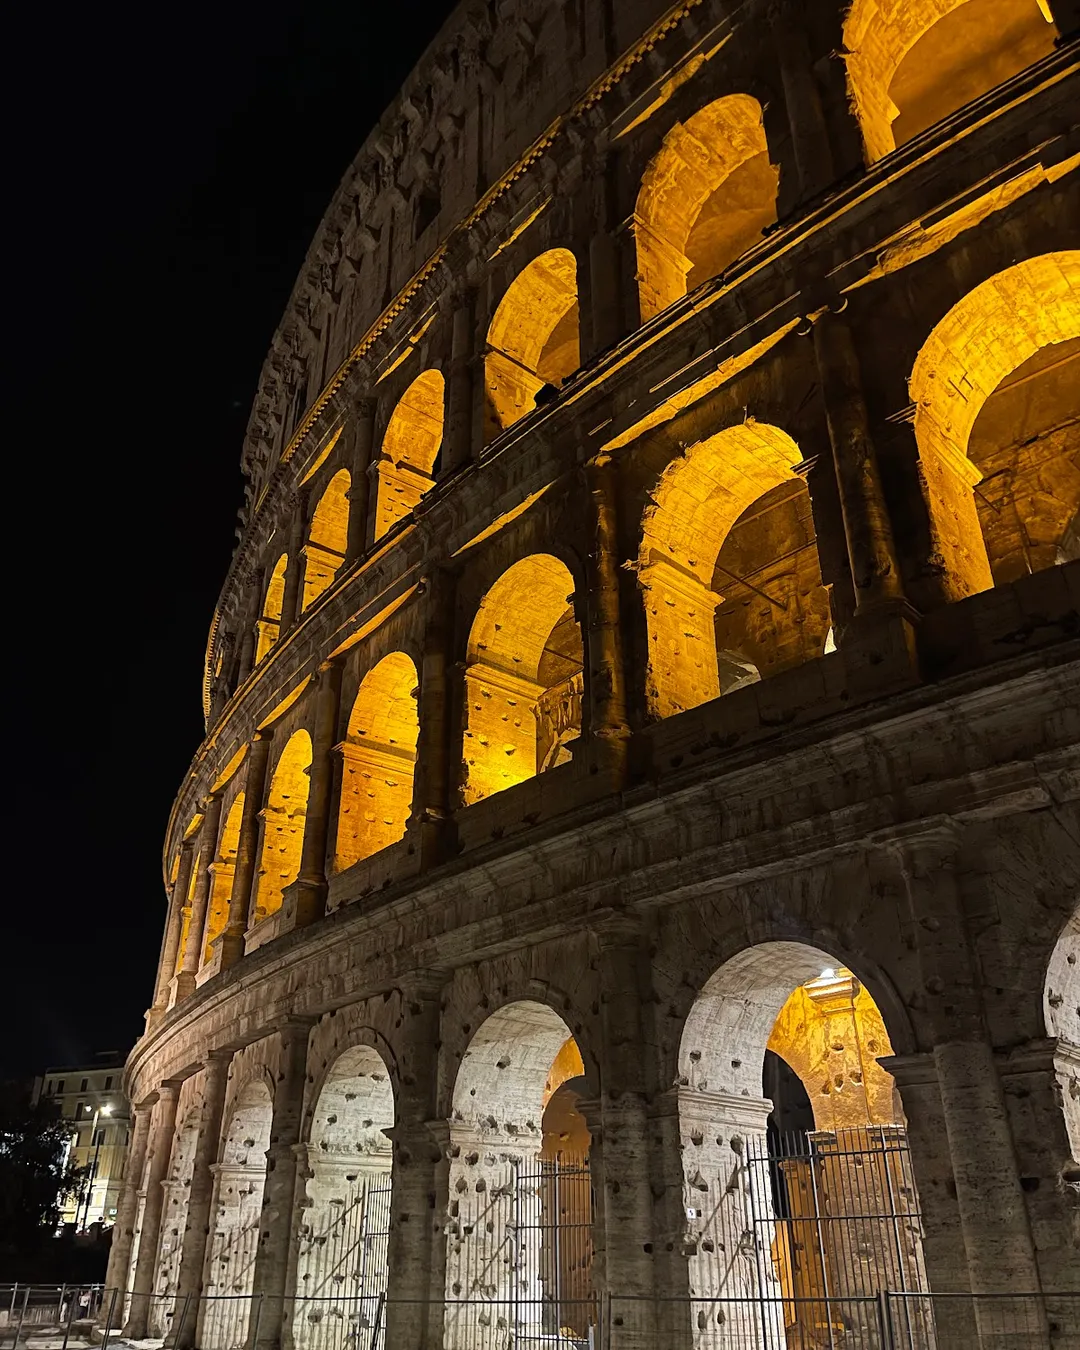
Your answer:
[0,1083,86,1269]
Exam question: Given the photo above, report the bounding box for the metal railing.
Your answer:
[1,1285,1076,1349]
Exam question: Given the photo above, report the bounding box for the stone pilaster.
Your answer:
[219,733,271,970]
[282,662,342,931]
[125,1083,181,1339]
[174,794,224,1001]
[583,452,631,783]
[346,399,376,563]
[280,493,309,631]
[409,569,457,866]
[592,925,664,1349]
[812,308,919,690]
[248,1020,314,1350]
[384,973,448,1350]
[166,1051,232,1349]
[102,1101,153,1308]
[150,839,196,1024]
[768,0,835,204]
[445,290,477,473]
[890,828,1047,1321]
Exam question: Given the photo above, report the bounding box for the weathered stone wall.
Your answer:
[118,1,1080,1344]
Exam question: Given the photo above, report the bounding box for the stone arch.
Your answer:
[293,1045,395,1350]
[255,553,288,665]
[334,652,419,872]
[1045,907,1080,1162]
[909,252,1080,601]
[445,1000,596,1345]
[484,249,579,434]
[253,729,312,923]
[843,0,1058,164]
[150,1107,201,1337]
[461,554,584,804]
[303,469,351,611]
[678,942,920,1346]
[639,420,827,719]
[203,792,244,962]
[199,1079,272,1350]
[635,94,778,321]
[374,369,445,540]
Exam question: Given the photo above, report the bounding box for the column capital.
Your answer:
[397,968,450,1002]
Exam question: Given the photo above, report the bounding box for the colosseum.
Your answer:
[109,0,1079,1346]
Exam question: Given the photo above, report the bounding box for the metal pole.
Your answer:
[99,1287,118,1350]
[806,1140,837,1350]
[61,1286,77,1350]
[172,1294,192,1349]
[875,1289,895,1350]
[368,1292,385,1350]
[249,1292,264,1350]
[11,1287,29,1350]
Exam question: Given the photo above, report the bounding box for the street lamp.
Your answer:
[77,1103,113,1231]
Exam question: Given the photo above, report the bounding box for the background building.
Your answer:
[33,1056,130,1230]
[105,1,1078,1347]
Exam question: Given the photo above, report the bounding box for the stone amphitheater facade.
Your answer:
[112,1,1079,1347]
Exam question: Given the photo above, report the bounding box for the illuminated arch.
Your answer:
[303,469,350,610]
[1045,908,1080,1161]
[294,1046,394,1343]
[679,944,911,1332]
[199,1080,272,1350]
[485,249,579,433]
[203,792,244,962]
[253,729,312,923]
[446,1002,595,1344]
[462,554,583,803]
[255,553,288,664]
[334,652,419,872]
[635,95,777,321]
[843,0,1057,164]
[639,421,826,719]
[910,252,1080,599]
[374,369,445,540]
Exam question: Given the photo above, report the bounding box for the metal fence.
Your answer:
[1,1285,1076,1350]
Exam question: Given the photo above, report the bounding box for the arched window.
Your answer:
[202,792,244,962]
[635,95,777,321]
[909,252,1080,601]
[303,469,350,610]
[374,370,445,541]
[843,0,1058,163]
[639,421,829,719]
[255,553,288,664]
[334,652,419,872]
[199,1081,272,1350]
[484,249,579,435]
[150,1108,200,1337]
[446,1003,596,1345]
[680,944,925,1341]
[293,1046,394,1350]
[252,730,312,924]
[462,555,584,804]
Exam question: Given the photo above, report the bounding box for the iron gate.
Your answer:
[292,1177,391,1350]
[745,1126,934,1350]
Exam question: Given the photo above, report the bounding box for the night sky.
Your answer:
[7,1,457,1078]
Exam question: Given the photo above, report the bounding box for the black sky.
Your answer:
[7,0,457,1077]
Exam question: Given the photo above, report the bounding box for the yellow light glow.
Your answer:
[634,94,777,321]
[253,730,312,923]
[843,0,1057,164]
[302,469,351,610]
[334,652,419,872]
[374,369,445,541]
[485,249,579,433]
